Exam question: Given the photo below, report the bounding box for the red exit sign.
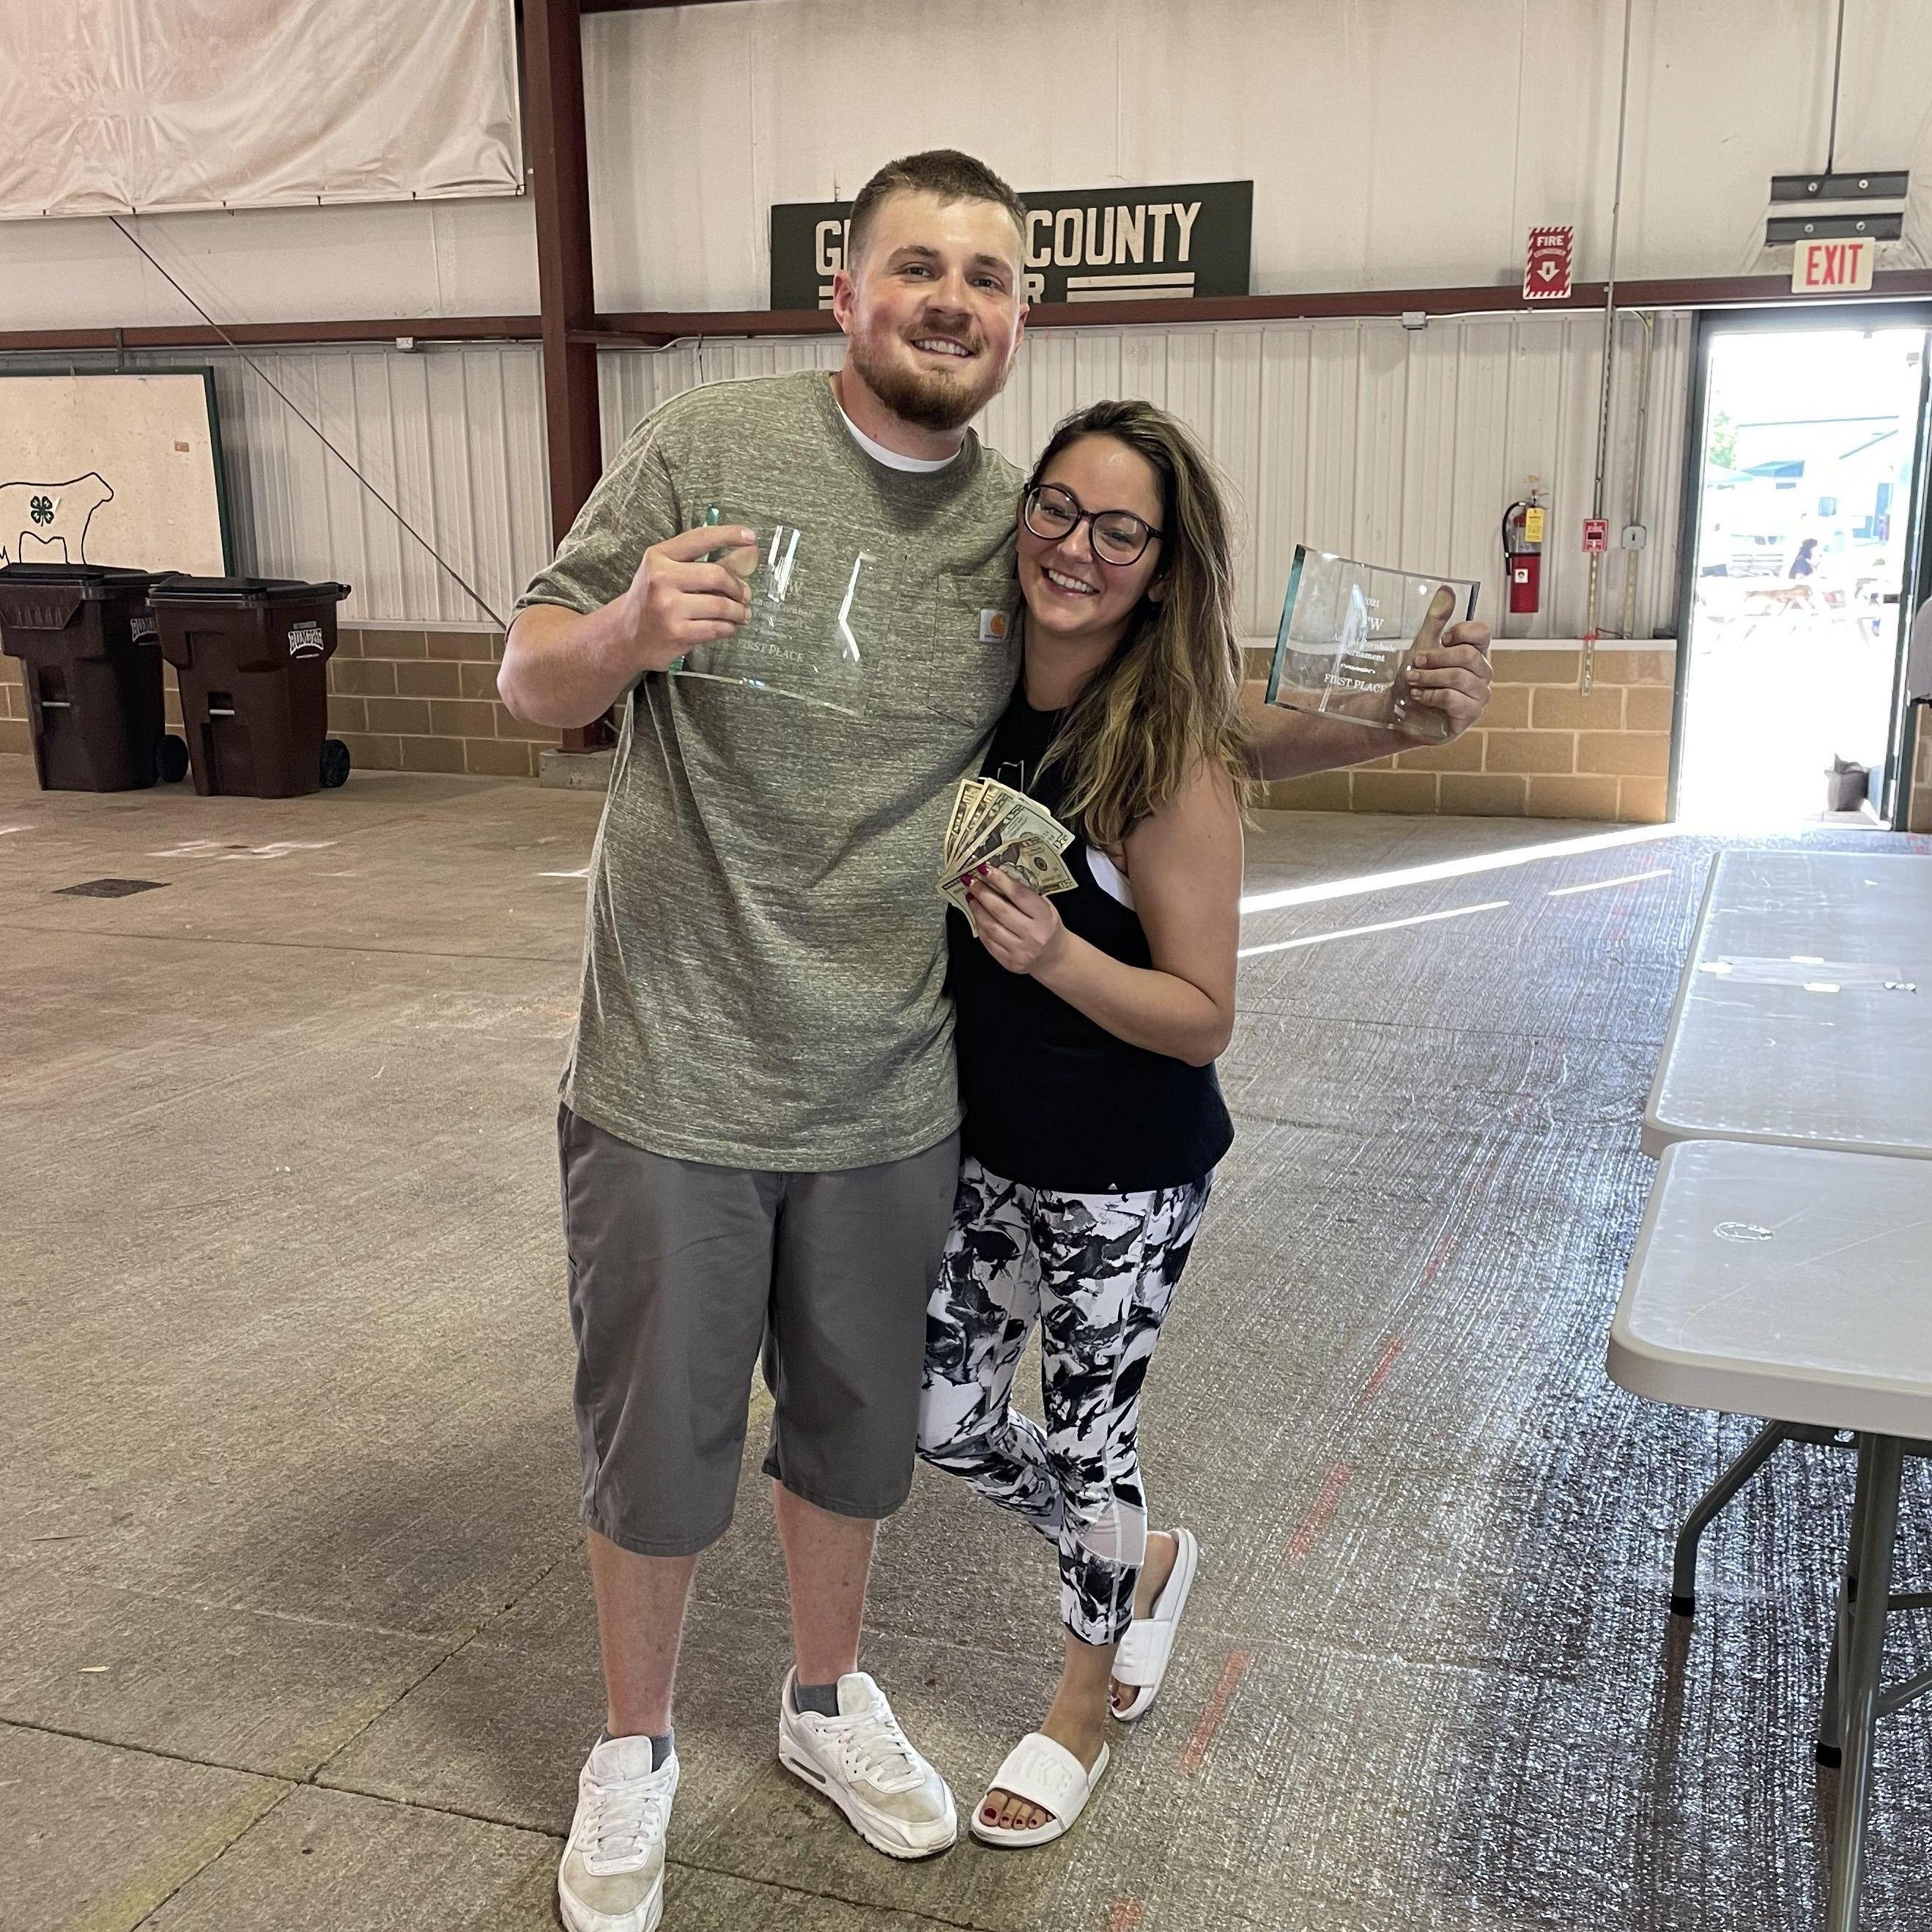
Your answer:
[1792,235,1876,294]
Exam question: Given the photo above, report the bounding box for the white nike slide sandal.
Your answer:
[969,1732,1110,1848]
[1111,1526,1199,1722]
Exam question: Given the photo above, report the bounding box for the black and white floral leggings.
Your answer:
[916,1158,1213,1646]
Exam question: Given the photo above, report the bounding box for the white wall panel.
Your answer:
[201,344,550,626]
[0,343,550,626]
[0,198,536,333]
[0,309,1689,637]
[598,310,1694,643]
[585,0,1932,314]
[3,1,1925,336]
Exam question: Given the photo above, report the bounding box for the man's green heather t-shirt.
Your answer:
[517,371,1023,1169]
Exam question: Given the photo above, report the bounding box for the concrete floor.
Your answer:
[3,755,1930,1932]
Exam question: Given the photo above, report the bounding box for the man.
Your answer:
[500,149,1489,1932]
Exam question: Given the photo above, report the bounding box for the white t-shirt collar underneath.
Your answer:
[835,397,960,474]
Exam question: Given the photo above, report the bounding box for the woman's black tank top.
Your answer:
[947,688,1235,1193]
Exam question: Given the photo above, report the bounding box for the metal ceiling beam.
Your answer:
[7,271,1931,363]
[0,317,542,354]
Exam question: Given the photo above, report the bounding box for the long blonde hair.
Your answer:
[1028,401,1254,850]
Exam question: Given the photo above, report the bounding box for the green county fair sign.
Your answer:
[770,182,1253,310]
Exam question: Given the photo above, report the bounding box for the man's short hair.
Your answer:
[846,150,1028,270]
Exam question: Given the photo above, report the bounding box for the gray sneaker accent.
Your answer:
[791,1681,842,1719]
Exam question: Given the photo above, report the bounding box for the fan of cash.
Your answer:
[939,778,1078,933]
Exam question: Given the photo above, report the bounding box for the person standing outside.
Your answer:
[500,149,1493,1932]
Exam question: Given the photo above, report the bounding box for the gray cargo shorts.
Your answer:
[557,1105,961,1555]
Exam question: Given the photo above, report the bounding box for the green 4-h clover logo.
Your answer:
[29,495,54,525]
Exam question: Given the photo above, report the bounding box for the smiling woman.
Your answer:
[916,396,1254,1849]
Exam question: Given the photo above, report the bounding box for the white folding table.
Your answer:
[1611,1139,1932,1932]
[1642,851,1932,1620]
[1644,848,1932,1162]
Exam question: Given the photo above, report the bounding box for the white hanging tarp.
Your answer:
[0,0,522,221]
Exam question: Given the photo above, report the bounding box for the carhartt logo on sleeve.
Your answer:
[979,609,1011,643]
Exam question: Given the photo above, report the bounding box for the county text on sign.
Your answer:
[769,182,1254,311]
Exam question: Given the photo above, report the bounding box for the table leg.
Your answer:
[1672,1419,1795,1617]
[1818,1469,1872,1769]
[1824,1434,1903,1932]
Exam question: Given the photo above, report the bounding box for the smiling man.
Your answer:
[500,149,1489,1932]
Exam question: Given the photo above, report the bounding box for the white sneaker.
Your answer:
[558,1733,678,1932]
[777,1668,957,1859]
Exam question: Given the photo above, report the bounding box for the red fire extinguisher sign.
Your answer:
[1525,226,1574,301]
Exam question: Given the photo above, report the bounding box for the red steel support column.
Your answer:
[525,0,612,752]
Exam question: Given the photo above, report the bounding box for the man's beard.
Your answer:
[847,327,1007,433]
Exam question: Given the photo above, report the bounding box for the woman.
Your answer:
[917,399,1250,1846]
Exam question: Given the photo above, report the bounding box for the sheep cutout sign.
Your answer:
[0,473,116,566]
[0,374,229,577]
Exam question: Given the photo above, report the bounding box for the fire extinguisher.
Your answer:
[1502,489,1544,616]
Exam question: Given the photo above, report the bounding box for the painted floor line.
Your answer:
[1239,900,1510,958]
[1239,823,1683,916]
[1547,868,1673,897]
[1179,1649,1254,1775]
[1284,1465,1354,1566]
[1361,1333,1406,1401]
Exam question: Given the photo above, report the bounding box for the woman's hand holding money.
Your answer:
[966,865,1067,977]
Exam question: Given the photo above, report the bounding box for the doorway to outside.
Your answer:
[1675,312,1931,828]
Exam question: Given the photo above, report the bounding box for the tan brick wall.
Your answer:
[7,629,1679,816]
[327,625,557,780]
[1258,643,1678,823]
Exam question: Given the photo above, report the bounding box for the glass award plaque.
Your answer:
[1265,547,1479,744]
[667,504,873,716]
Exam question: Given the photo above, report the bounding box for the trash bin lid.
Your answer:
[147,575,350,605]
[0,562,165,596]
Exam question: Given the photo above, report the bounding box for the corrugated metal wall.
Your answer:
[2,311,1690,637]
[204,344,552,629]
[0,343,550,629]
[599,310,1693,642]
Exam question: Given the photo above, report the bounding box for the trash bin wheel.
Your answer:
[319,738,352,789]
[159,734,190,784]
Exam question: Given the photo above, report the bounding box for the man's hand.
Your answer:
[613,523,755,676]
[499,522,755,728]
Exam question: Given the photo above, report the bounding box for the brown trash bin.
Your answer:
[0,563,188,791]
[149,577,352,798]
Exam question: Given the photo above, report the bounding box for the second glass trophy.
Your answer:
[1265,547,1480,744]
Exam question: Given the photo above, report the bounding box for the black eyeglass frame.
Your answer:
[1022,482,1165,566]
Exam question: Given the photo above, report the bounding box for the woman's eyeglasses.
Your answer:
[1023,483,1163,567]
